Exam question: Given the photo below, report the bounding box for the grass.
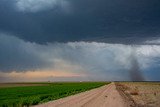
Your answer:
[130,89,139,95]
[0,82,109,107]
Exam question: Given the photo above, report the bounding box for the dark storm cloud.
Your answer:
[0,0,160,43]
[1,34,160,81]
[0,33,50,72]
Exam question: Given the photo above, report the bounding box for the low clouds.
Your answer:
[1,34,160,81]
[15,0,70,12]
[0,33,50,72]
[145,38,160,45]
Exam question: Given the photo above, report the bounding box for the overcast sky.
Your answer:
[0,0,160,82]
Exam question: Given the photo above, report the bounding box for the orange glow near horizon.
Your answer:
[0,70,86,79]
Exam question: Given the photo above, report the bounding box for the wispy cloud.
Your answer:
[145,38,160,45]
[15,0,70,12]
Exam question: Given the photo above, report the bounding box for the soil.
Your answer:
[115,82,160,107]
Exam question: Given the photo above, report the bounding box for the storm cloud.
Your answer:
[0,0,160,43]
[0,33,51,72]
[0,0,160,81]
[1,34,160,81]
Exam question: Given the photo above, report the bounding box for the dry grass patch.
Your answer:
[116,82,160,107]
[130,89,139,95]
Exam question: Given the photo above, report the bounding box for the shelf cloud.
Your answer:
[0,33,160,81]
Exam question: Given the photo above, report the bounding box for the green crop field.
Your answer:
[0,82,109,107]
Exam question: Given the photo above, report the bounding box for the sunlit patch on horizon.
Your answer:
[0,70,86,78]
[0,70,87,82]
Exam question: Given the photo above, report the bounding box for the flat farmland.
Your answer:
[1,82,159,107]
[0,82,108,107]
[116,82,160,107]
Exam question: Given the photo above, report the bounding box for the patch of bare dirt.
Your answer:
[115,82,160,107]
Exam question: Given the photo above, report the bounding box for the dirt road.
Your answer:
[35,83,130,107]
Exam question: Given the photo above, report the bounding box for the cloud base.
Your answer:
[0,34,160,81]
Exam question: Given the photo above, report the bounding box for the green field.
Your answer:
[0,82,108,107]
